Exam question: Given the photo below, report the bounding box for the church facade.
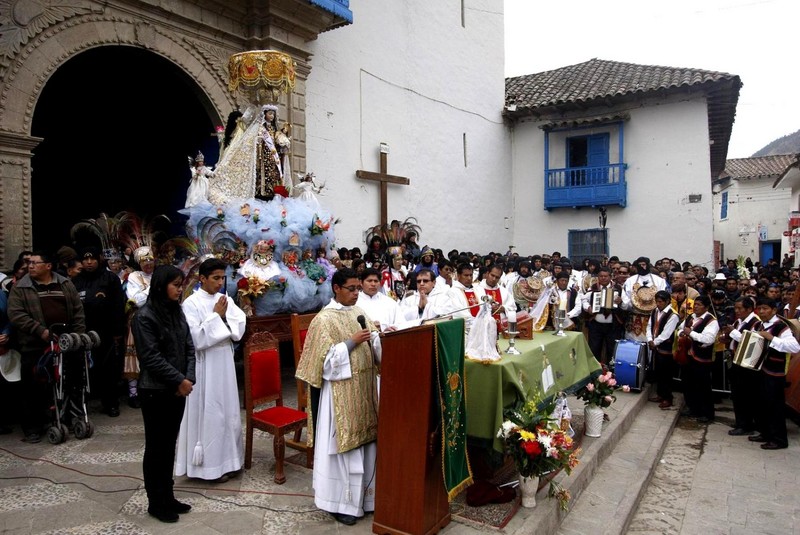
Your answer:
[0,0,511,269]
[0,1,739,271]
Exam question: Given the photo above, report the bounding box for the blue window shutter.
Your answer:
[587,134,609,167]
[721,192,728,219]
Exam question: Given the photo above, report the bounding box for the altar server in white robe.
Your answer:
[356,268,401,331]
[175,258,246,481]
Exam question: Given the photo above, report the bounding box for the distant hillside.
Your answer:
[752,129,800,157]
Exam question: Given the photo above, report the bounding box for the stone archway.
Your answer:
[0,12,237,268]
[31,46,219,254]
[0,1,331,270]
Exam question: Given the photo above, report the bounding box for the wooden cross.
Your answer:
[356,146,410,226]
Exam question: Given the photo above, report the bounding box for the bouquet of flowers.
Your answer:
[575,366,630,408]
[736,255,751,281]
[497,393,580,510]
[236,276,272,299]
[309,214,331,236]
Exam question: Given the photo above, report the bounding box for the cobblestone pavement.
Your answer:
[628,399,800,535]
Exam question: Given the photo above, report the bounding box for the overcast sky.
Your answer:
[504,0,798,159]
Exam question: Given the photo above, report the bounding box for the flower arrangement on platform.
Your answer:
[236,275,272,299]
[309,214,331,236]
[575,366,630,408]
[497,394,580,510]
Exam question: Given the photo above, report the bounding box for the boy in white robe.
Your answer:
[175,258,246,481]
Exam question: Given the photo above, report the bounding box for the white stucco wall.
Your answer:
[714,179,791,261]
[510,96,716,267]
[305,0,511,253]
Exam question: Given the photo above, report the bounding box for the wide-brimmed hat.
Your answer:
[0,348,21,382]
[713,273,727,281]
[632,284,657,312]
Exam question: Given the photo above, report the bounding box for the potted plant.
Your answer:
[497,394,580,509]
[575,366,630,437]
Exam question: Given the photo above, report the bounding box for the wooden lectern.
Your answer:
[373,324,451,535]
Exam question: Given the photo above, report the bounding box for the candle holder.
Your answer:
[553,309,568,337]
[505,322,521,355]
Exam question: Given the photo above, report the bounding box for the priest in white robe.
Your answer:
[175,258,246,481]
[438,263,486,334]
[295,267,382,526]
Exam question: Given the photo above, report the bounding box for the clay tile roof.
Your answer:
[505,58,742,178]
[721,154,800,180]
[505,58,736,109]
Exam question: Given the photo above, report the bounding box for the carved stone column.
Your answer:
[0,131,41,270]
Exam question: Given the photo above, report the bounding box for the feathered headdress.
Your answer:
[365,217,422,258]
[69,211,133,260]
[118,213,172,265]
[179,216,247,298]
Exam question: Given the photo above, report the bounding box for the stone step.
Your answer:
[557,390,682,535]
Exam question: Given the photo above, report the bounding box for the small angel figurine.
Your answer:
[185,151,215,208]
[293,172,324,210]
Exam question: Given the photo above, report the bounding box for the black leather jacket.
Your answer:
[131,302,195,391]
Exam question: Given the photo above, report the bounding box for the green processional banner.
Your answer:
[434,318,473,500]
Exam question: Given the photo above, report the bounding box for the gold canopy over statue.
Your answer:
[209,50,297,204]
[228,50,296,104]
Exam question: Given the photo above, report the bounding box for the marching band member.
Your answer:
[722,296,761,437]
[749,298,800,450]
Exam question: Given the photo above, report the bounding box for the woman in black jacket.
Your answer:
[131,265,196,523]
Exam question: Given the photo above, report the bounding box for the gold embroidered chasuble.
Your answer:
[295,306,379,454]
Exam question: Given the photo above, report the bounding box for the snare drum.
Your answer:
[612,339,648,391]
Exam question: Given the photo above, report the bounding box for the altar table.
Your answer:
[464,332,601,453]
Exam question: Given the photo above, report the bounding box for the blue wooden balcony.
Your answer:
[544,164,627,209]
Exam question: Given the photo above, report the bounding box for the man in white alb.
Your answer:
[356,268,401,331]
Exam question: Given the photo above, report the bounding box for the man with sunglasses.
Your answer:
[398,268,449,323]
[8,251,85,443]
[296,267,382,526]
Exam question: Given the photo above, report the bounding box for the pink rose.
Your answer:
[607,378,617,387]
[604,395,613,403]
[622,385,631,393]
[586,383,595,392]
[597,375,607,383]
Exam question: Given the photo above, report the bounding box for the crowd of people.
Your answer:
[0,249,247,523]
[1,238,798,525]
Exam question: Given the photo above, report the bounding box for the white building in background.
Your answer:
[713,155,798,265]
[305,0,512,253]
[503,59,741,268]
[769,155,800,265]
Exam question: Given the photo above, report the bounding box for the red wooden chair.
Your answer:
[287,312,317,468]
[243,331,308,484]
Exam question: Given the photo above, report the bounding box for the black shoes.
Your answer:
[104,406,120,417]
[330,512,358,526]
[22,433,41,443]
[168,498,192,514]
[760,442,788,450]
[728,428,755,436]
[127,396,141,409]
[148,506,179,523]
[748,434,768,443]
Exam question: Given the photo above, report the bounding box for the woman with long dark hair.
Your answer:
[131,265,196,523]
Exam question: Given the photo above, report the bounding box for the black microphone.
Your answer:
[357,315,367,330]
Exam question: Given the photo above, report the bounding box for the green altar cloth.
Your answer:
[464,332,601,453]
